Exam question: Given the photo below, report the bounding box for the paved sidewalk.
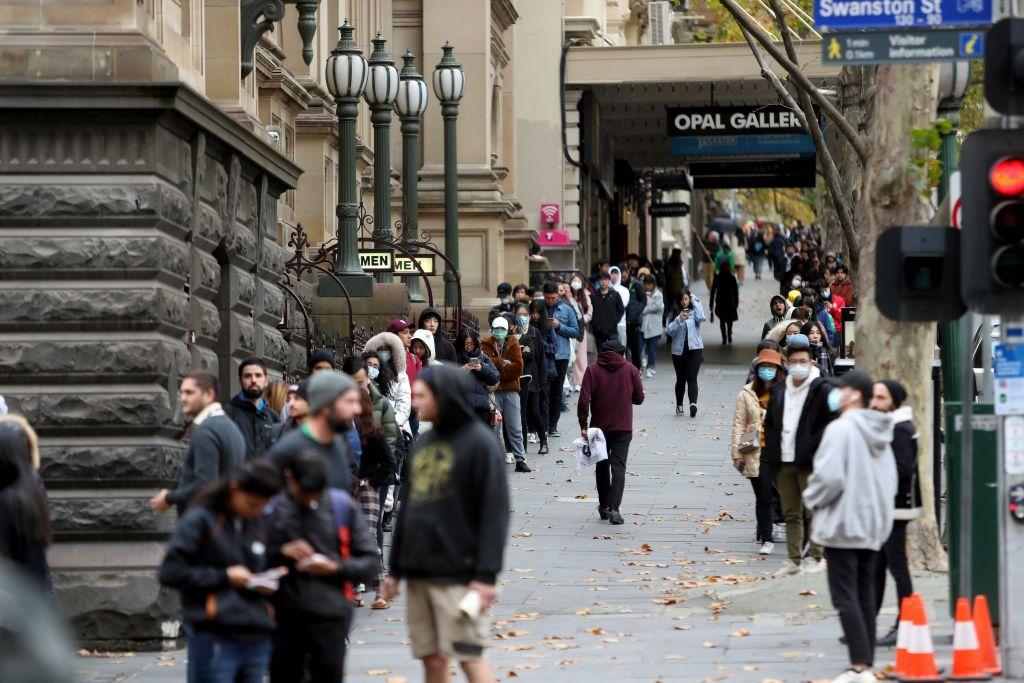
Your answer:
[74,276,959,682]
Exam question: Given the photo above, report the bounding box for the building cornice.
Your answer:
[255,48,314,113]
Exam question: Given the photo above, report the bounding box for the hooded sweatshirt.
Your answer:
[803,408,897,550]
[417,308,458,362]
[608,267,630,326]
[761,295,791,339]
[578,349,645,434]
[411,328,439,366]
[389,365,510,584]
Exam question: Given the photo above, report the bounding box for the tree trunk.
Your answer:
[854,64,947,571]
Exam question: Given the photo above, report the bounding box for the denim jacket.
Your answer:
[547,301,579,360]
[665,297,707,354]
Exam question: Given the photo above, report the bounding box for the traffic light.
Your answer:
[961,130,1024,312]
[984,18,1024,116]
[876,226,965,322]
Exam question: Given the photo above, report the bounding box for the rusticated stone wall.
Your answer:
[0,84,301,649]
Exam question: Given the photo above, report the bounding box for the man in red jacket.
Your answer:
[578,338,645,525]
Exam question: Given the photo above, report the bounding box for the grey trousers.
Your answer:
[496,390,525,463]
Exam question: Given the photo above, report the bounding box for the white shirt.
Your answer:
[612,283,630,325]
[780,367,820,462]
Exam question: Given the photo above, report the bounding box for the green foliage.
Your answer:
[960,60,986,135]
[688,0,816,43]
[909,120,948,198]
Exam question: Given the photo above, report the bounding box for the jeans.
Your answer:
[875,520,912,629]
[671,348,702,407]
[643,336,660,370]
[548,359,570,432]
[749,467,776,543]
[826,547,879,667]
[186,627,271,683]
[626,323,643,370]
[520,386,546,446]
[495,390,525,463]
[271,612,351,683]
[595,432,632,511]
[752,254,765,277]
[776,463,823,564]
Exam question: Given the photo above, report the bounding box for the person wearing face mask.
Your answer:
[608,266,631,347]
[781,255,805,297]
[801,320,835,376]
[454,328,501,425]
[481,317,530,473]
[761,335,834,576]
[802,288,837,348]
[495,281,515,314]
[816,277,846,336]
[868,379,921,648]
[732,349,784,555]
[363,332,413,439]
[803,372,896,683]
[570,274,593,392]
[516,302,549,454]
[590,271,625,354]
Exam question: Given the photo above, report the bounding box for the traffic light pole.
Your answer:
[937,109,963,403]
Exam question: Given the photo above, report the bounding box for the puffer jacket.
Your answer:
[730,383,764,478]
[363,332,412,431]
[480,334,524,393]
[368,382,398,451]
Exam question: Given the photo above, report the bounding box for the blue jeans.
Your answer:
[643,336,660,369]
[186,626,272,683]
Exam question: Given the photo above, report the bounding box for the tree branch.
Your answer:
[736,24,860,266]
[719,0,868,167]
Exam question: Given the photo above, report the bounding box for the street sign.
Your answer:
[358,249,393,272]
[394,254,436,275]
[823,29,986,65]
[649,202,691,218]
[995,343,1024,415]
[814,0,994,33]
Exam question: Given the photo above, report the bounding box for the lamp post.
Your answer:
[433,42,465,308]
[395,50,429,302]
[325,20,370,288]
[364,34,399,284]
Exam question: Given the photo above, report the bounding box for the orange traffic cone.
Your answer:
[899,594,943,682]
[893,596,913,675]
[951,597,992,680]
[973,595,1002,676]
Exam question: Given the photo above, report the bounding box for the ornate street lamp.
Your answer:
[325,20,370,287]
[395,51,429,302]
[433,42,465,308]
[364,34,400,283]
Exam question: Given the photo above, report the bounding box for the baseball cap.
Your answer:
[491,317,509,330]
[785,333,810,351]
[387,319,411,334]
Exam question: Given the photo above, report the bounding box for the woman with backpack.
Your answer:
[158,460,285,683]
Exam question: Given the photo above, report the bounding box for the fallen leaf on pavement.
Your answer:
[730,628,750,637]
[799,589,817,596]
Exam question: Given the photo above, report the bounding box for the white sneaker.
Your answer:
[645,369,654,379]
[830,669,874,683]
[759,541,775,555]
[527,433,539,444]
[773,561,802,578]
[803,558,826,574]
[650,369,656,376]
[506,452,515,464]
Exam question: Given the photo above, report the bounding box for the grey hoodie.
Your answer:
[803,408,897,551]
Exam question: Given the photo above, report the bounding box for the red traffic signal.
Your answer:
[990,157,1024,196]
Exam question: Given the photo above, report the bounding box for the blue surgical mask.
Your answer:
[827,387,843,412]
[757,366,777,382]
[378,350,392,362]
[367,365,380,380]
[493,329,508,341]
[517,315,530,329]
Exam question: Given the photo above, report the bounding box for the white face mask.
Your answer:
[788,363,811,381]
[571,280,583,291]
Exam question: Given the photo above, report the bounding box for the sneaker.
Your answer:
[774,522,785,538]
[549,430,561,438]
[505,452,515,464]
[608,510,624,525]
[527,432,539,444]
[689,403,698,418]
[830,669,875,683]
[650,369,656,376]
[645,369,654,379]
[803,558,826,574]
[515,461,532,473]
[876,628,898,647]
[598,505,610,520]
[538,444,549,455]
[676,405,685,415]
[772,561,802,578]
[758,541,775,555]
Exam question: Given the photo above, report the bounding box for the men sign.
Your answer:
[358,250,393,272]
[357,250,437,275]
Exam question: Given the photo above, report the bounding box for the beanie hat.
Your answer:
[307,370,356,414]
[880,379,908,408]
[308,348,336,372]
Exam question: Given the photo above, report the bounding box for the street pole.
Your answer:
[433,42,465,309]
[366,34,398,284]
[1001,316,1024,676]
[328,21,368,281]
[938,107,963,402]
[396,50,428,303]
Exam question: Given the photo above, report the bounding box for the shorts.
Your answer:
[406,580,490,661]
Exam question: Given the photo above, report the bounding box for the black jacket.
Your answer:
[266,490,378,621]
[166,412,247,513]
[591,289,625,338]
[390,365,510,584]
[263,418,299,453]
[158,506,276,635]
[517,326,547,392]
[710,271,740,323]
[265,427,358,494]
[762,378,834,469]
[625,279,645,326]
[418,307,458,362]
[358,431,396,488]
[458,350,501,410]
[892,416,922,512]
[224,395,280,461]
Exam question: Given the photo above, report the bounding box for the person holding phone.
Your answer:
[665,289,707,417]
[518,301,550,454]
[456,328,500,424]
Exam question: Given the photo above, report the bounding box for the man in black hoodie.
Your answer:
[381,364,510,683]
[590,271,625,353]
[224,357,280,460]
[418,307,458,362]
[266,451,378,683]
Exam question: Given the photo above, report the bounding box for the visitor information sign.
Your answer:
[814,0,994,32]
